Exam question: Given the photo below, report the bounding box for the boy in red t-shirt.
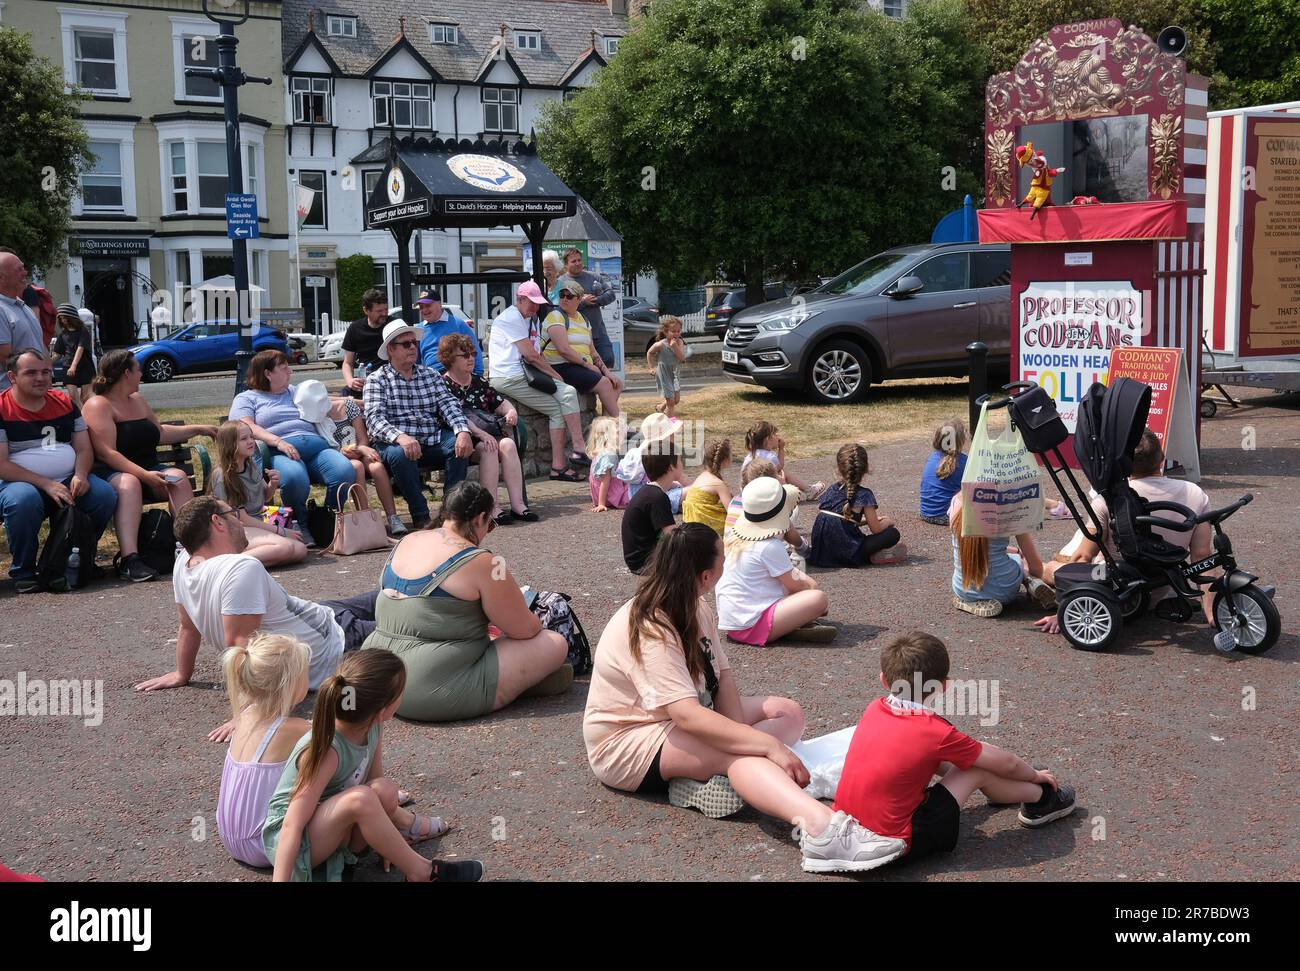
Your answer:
[824,632,1076,870]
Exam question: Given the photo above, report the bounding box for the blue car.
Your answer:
[130,321,288,382]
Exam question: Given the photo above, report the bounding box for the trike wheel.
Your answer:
[1057,589,1121,652]
[1212,585,1280,654]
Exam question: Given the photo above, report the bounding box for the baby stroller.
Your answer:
[991,378,1280,654]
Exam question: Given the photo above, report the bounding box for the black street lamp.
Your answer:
[185,0,271,393]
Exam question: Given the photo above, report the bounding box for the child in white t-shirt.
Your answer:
[741,420,823,500]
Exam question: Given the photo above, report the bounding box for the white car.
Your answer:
[319,305,471,365]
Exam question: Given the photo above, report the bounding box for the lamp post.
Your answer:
[185,0,271,393]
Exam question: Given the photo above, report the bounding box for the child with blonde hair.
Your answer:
[209,421,308,566]
[810,443,906,566]
[919,418,968,525]
[742,420,823,500]
[217,632,313,867]
[262,649,482,882]
[646,315,688,418]
[726,458,808,557]
[681,438,732,535]
[587,416,629,512]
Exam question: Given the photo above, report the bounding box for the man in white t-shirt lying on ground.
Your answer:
[134,495,378,739]
[1036,429,1215,633]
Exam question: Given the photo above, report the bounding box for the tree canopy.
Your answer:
[0,27,92,274]
[539,0,985,297]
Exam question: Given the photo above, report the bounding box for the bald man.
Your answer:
[0,252,45,392]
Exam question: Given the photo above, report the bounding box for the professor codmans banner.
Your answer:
[1018,281,1143,430]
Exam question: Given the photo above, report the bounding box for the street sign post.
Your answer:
[225,194,259,240]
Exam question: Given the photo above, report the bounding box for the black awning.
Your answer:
[363,135,577,231]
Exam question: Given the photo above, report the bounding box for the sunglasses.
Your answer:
[559,291,581,299]
[389,339,419,350]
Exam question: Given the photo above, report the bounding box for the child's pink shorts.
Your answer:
[725,601,779,645]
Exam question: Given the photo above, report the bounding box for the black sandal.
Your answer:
[568,451,593,467]
[511,507,540,523]
[493,509,514,527]
[549,467,583,482]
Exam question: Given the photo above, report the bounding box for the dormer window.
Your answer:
[605,36,620,56]
[326,15,356,38]
[429,22,458,45]
[514,31,541,52]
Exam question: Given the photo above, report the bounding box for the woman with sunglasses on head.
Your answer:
[362,481,571,722]
[542,280,623,419]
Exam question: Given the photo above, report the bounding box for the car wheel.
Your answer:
[143,356,176,383]
[806,340,871,404]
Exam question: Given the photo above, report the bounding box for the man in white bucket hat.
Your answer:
[363,320,473,529]
[715,477,835,644]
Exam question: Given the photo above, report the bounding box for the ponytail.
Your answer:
[292,674,344,799]
[933,419,968,480]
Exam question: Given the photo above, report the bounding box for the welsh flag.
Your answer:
[295,183,316,225]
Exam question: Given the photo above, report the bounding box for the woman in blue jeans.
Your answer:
[229,350,354,547]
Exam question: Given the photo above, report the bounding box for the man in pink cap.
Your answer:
[487,281,589,481]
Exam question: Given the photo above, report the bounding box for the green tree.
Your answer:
[539,0,984,301]
[0,27,92,273]
[336,253,375,322]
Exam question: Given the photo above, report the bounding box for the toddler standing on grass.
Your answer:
[647,315,688,418]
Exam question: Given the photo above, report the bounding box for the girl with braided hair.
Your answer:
[681,438,733,535]
[808,443,906,567]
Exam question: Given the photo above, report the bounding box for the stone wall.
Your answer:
[457,391,597,480]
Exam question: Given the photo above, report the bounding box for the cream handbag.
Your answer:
[320,484,393,556]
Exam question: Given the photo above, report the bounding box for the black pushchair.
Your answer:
[985,378,1280,654]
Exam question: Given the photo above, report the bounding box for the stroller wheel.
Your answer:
[1058,589,1121,652]
[1212,585,1280,654]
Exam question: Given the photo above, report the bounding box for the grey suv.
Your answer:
[722,242,1011,403]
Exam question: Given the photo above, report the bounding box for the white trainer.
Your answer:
[800,810,907,874]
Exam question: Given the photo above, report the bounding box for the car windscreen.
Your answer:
[817,252,910,295]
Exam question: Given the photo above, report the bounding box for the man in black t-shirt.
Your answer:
[341,288,389,399]
[621,447,681,574]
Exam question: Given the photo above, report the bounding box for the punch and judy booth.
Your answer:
[978,19,1207,472]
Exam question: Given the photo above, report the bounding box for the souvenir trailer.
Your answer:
[977,19,1205,476]
[1200,100,1300,412]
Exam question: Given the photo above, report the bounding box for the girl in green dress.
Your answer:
[262,648,483,882]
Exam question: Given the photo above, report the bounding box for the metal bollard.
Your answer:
[966,341,988,431]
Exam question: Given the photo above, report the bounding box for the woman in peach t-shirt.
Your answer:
[583,523,837,834]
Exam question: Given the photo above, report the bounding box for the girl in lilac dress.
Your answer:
[216,633,313,867]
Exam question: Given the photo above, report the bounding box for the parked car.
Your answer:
[704,283,795,339]
[130,320,289,382]
[721,242,1011,404]
[622,295,660,324]
[319,304,472,364]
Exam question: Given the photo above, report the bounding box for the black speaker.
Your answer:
[1156,25,1187,57]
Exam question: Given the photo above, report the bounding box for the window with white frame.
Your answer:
[298,170,326,228]
[372,81,432,129]
[196,141,227,210]
[514,31,540,51]
[326,15,356,38]
[160,127,261,215]
[605,36,620,56]
[291,76,331,124]
[246,144,259,209]
[168,143,188,212]
[60,9,129,98]
[80,141,124,211]
[482,87,518,133]
[181,34,219,99]
[882,0,908,18]
[429,23,457,45]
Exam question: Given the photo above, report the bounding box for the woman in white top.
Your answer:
[715,478,834,645]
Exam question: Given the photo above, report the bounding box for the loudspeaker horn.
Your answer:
[1156,25,1187,57]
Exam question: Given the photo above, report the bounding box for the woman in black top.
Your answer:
[437,331,536,525]
[52,304,95,403]
[84,350,218,581]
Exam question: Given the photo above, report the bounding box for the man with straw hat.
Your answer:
[715,478,835,644]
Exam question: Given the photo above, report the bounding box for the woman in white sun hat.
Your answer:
[715,477,835,644]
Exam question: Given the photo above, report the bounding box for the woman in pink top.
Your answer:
[583,523,892,871]
[216,633,313,867]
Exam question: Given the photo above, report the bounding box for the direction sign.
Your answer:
[225,193,260,240]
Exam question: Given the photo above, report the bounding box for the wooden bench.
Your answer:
[152,421,212,499]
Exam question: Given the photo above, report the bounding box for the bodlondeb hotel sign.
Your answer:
[1018,281,1142,430]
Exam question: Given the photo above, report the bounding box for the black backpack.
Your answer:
[137,508,178,575]
[36,504,100,592]
[526,590,593,675]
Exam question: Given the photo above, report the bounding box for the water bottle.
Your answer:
[65,547,81,591]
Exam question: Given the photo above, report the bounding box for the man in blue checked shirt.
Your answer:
[364,321,474,529]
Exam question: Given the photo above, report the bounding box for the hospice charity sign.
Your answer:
[1018,281,1143,431]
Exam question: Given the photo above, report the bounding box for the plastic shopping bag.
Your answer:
[789,726,856,800]
[960,402,1045,538]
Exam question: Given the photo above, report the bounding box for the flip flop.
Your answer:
[401,813,450,844]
